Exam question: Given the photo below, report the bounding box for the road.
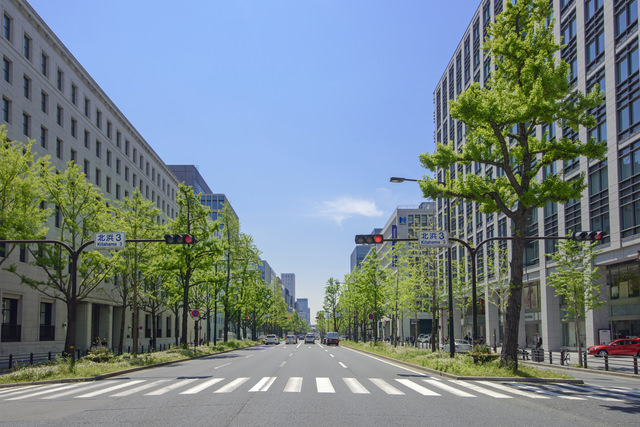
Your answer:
[0,342,639,426]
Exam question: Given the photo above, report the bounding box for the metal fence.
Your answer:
[521,349,639,375]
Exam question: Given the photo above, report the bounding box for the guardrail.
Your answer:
[0,344,174,370]
[521,349,639,375]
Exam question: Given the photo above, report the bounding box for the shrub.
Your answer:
[83,347,114,363]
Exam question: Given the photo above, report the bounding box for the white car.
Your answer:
[441,339,472,353]
[285,335,297,344]
[304,333,315,344]
[265,334,279,345]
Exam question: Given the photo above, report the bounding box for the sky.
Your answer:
[27,0,481,319]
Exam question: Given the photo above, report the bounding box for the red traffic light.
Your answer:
[164,234,198,245]
[570,230,606,242]
[355,234,384,244]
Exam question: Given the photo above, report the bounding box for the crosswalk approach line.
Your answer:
[422,379,476,397]
[369,378,405,395]
[214,377,249,393]
[111,380,170,397]
[145,378,198,396]
[249,377,276,392]
[476,381,550,399]
[316,377,335,393]
[343,378,370,394]
[284,377,303,393]
[395,379,440,396]
[180,378,225,395]
[450,380,512,398]
[75,380,145,398]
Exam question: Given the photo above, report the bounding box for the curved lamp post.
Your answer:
[389,177,455,358]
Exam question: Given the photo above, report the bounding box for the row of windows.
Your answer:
[1,8,177,203]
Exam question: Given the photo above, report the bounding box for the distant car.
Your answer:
[298,335,305,341]
[285,335,297,344]
[588,338,640,356]
[441,339,472,353]
[417,334,430,344]
[326,332,340,346]
[305,333,315,344]
[265,334,279,345]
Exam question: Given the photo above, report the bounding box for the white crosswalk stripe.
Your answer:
[369,378,404,395]
[0,376,636,402]
[343,378,370,394]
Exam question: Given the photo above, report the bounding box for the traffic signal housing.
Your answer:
[571,231,606,242]
[355,234,384,244]
[164,234,198,244]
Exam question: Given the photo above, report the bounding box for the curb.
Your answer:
[0,344,259,389]
[343,344,584,384]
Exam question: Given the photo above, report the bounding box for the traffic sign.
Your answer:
[419,230,449,247]
[94,232,125,249]
[368,313,373,320]
[191,309,200,318]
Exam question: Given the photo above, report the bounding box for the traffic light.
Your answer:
[164,234,198,244]
[355,234,384,244]
[571,231,606,242]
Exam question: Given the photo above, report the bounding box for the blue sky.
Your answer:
[28,0,481,319]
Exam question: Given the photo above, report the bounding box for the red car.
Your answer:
[587,338,640,357]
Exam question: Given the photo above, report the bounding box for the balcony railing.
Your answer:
[1,323,22,342]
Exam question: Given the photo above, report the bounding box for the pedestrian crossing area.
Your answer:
[0,377,638,403]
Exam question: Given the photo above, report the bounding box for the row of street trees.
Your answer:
[0,127,295,357]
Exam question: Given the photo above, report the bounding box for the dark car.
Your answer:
[587,338,640,356]
[326,332,340,346]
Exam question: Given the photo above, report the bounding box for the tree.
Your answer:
[111,188,161,355]
[8,162,113,357]
[0,127,50,266]
[218,202,242,342]
[358,249,388,342]
[323,278,341,332]
[418,0,606,368]
[156,184,221,348]
[547,238,603,366]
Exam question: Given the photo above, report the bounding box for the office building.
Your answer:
[433,0,640,350]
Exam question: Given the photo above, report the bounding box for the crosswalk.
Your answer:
[0,376,638,403]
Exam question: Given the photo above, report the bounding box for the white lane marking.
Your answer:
[339,362,348,368]
[284,377,303,393]
[316,377,335,393]
[42,382,105,399]
[341,346,430,377]
[396,379,440,396]
[111,380,170,397]
[279,361,287,367]
[6,383,84,400]
[289,353,294,357]
[343,378,370,394]
[423,379,475,397]
[0,385,40,396]
[76,380,145,398]
[214,377,249,393]
[249,377,276,392]
[145,378,198,396]
[506,382,585,400]
[330,354,335,358]
[477,381,550,399]
[0,384,61,399]
[214,363,231,370]
[558,383,633,402]
[180,378,225,395]
[369,378,405,395]
[451,380,512,399]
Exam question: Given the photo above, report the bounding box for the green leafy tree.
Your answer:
[218,202,242,342]
[418,0,606,368]
[156,184,221,348]
[547,238,603,366]
[0,127,50,265]
[323,278,341,332]
[358,249,388,342]
[8,162,112,356]
[111,188,161,355]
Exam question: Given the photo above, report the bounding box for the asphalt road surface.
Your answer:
[0,342,638,426]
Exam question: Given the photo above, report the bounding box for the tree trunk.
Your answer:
[181,275,189,348]
[64,296,77,358]
[500,216,527,370]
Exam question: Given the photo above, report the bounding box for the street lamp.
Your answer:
[390,176,455,358]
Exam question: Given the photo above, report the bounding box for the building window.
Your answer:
[70,148,76,163]
[23,33,31,60]
[106,150,111,167]
[95,168,101,187]
[115,183,120,200]
[2,56,11,83]
[40,126,47,149]
[96,109,102,128]
[71,117,77,138]
[71,84,78,105]
[615,0,639,43]
[39,302,54,341]
[22,112,30,137]
[3,13,12,42]
[95,140,101,158]
[84,97,90,117]
[41,52,48,77]
[585,0,604,22]
[116,158,121,174]
[106,121,112,139]
[1,297,21,342]
[56,68,64,92]
[56,138,63,159]
[2,97,10,123]
[106,176,111,193]
[23,74,31,99]
[56,105,63,127]
[84,160,90,178]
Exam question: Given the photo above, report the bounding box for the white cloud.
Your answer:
[315,196,383,226]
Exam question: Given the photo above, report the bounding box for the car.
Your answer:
[440,339,472,353]
[265,334,279,345]
[304,333,315,344]
[587,338,640,356]
[285,335,297,344]
[298,335,305,341]
[417,334,430,344]
[326,332,340,346]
